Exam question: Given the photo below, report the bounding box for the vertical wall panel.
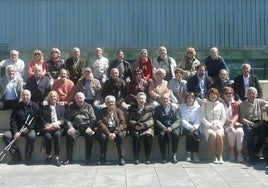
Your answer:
[0,0,267,51]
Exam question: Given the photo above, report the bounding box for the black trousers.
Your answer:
[43,128,64,156]
[97,132,124,159]
[183,128,199,153]
[3,129,36,160]
[132,134,153,160]
[66,129,94,161]
[158,128,180,156]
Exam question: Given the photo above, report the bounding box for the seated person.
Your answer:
[154,93,182,164]
[95,95,127,165]
[38,91,66,166]
[128,92,154,165]
[2,90,39,165]
[52,68,75,105]
[64,92,96,165]
[27,50,46,78]
[0,65,23,110]
[240,87,268,164]
[210,69,232,97]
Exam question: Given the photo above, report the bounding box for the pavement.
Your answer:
[0,160,268,188]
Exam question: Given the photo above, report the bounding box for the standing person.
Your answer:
[128,69,149,105]
[169,68,187,106]
[27,50,46,78]
[133,49,153,81]
[25,65,51,105]
[64,92,96,165]
[87,47,109,85]
[205,47,229,82]
[153,46,177,81]
[240,87,268,164]
[210,69,232,97]
[108,50,132,83]
[75,67,102,115]
[201,88,226,164]
[2,90,39,165]
[52,68,75,105]
[154,93,182,164]
[179,92,201,162]
[187,64,212,105]
[0,50,25,79]
[45,48,65,83]
[39,91,65,166]
[128,92,154,165]
[233,63,262,101]
[95,95,127,165]
[177,47,200,79]
[65,47,87,84]
[221,87,244,162]
[0,65,24,110]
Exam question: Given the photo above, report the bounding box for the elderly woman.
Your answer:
[177,47,200,79]
[149,68,170,108]
[39,91,65,166]
[210,69,232,96]
[221,87,244,162]
[0,65,24,109]
[201,88,226,164]
[128,69,149,104]
[179,92,201,162]
[128,92,154,165]
[27,50,46,78]
[169,68,187,106]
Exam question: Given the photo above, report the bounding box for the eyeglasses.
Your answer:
[175,72,181,74]
[141,52,147,55]
[34,54,41,56]
[224,92,232,95]
[135,73,142,76]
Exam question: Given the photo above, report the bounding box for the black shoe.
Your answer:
[119,157,125,166]
[161,155,166,164]
[7,156,22,165]
[45,155,52,164]
[172,154,178,164]
[134,160,139,165]
[55,158,61,167]
[97,156,106,165]
[145,160,150,165]
[25,159,32,166]
[62,159,72,165]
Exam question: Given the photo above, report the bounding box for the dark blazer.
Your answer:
[38,103,66,130]
[233,74,262,101]
[187,74,212,99]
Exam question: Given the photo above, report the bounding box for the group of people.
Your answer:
[0,46,268,166]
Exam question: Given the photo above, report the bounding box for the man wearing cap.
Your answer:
[0,50,25,79]
[87,47,109,85]
[75,67,102,115]
[65,47,87,84]
[153,46,177,81]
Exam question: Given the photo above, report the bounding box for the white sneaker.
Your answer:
[219,157,224,164]
[237,154,244,162]
[213,157,219,164]
[186,152,191,162]
[229,152,236,162]
[193,152,200,162]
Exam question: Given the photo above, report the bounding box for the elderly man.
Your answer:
[87,47,109,85]
[153,46,177,81]
[210,69,232,95]
[205,47,229,82]
[75,67,102,115]
[65,47,87,84]
[0,50,25,79]
[0,65,24,109]
[240,87,268,164]
[2,90,39,165]
[95,95,127,165]
[25,65,51,105]
[233,63,262,101]
[154,93,182,164]
[64,92,96,165]
[52,68,75,105]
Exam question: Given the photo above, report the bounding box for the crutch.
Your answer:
[0,115,34,161]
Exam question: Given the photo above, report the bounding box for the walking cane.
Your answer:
[0,115,34,161]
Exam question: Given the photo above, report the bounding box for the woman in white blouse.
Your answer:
[179,92,201,162]
[201,88,226,164]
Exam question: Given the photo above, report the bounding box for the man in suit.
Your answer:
[187,64,213,105]
[233,63,262,101]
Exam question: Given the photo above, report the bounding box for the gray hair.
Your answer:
[105,95,116,104]
[155,68,166,76]
[248,87,258,95]
[75,92,86,99]
[136,92,147,100]
[210,47,219,54]
[5,65,16,76]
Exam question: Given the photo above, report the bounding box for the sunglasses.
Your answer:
[141,52,147,55]
[34,54,41,56]
[224,92,232,95]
